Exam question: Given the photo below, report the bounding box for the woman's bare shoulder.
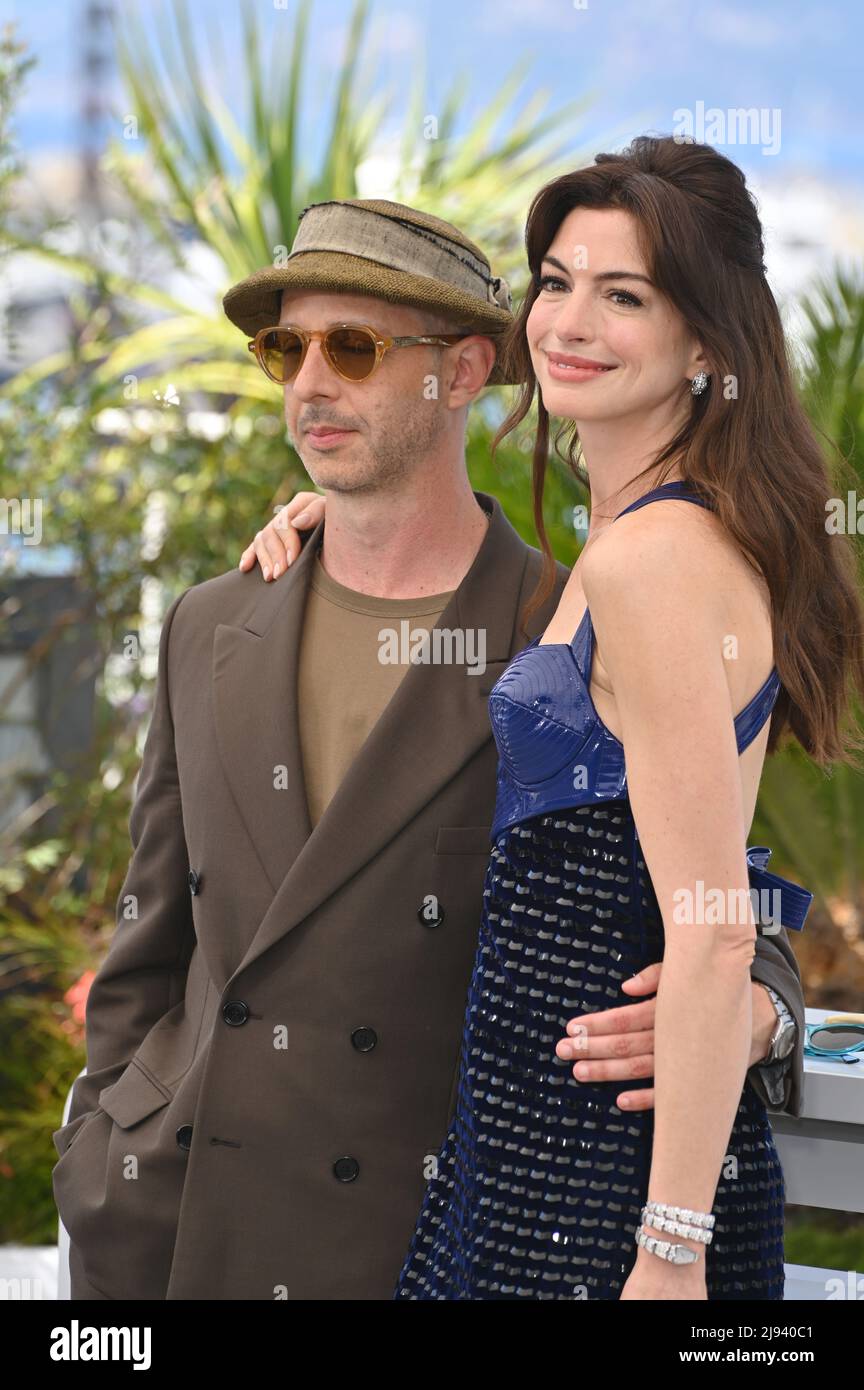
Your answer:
[582,495,773,700]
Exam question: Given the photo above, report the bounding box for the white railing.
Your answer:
[775,1007,864,1299]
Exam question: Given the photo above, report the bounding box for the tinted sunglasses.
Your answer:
[804,1021,864,1061]
[248,323,467,385]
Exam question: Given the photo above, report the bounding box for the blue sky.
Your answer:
[7,0,864,185]
[5,0,862,323]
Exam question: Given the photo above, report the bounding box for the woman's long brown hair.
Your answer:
[493,134,864,767]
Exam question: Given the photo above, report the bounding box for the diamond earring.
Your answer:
[690,370,709,396]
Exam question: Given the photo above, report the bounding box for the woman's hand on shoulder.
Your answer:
[238,491,326,580]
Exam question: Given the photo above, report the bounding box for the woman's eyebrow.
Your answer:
[594,270,654,285]
[540,254,653,287]
[540,254,571,275]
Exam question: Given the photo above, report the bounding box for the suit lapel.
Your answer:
[212,491,531,982]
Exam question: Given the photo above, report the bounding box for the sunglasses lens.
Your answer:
[327,328,378,381]
[259,330,303,382]
[810,1026,864,1050]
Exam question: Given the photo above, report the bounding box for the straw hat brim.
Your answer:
[222,250,523,387]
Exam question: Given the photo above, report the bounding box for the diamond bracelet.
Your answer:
[640,1209,713,1244]
[643,1200,715,1230]
[634,1225,701,1265]
[634,1199,715,1266]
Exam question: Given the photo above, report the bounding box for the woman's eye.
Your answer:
[608,289,644,307]
[538,274,568,292]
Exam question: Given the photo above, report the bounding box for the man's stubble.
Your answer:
[290,385,452,498]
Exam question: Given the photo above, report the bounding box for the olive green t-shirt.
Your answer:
[297,545,455,828]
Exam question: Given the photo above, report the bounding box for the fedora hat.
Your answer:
[222,198,518,386]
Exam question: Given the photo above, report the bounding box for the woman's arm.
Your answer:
[582,505,764,1299]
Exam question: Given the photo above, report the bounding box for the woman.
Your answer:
[238,137,864,1299]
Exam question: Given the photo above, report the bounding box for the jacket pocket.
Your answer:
[52,1058,178,1299]
[435,826,492,855]
[52,1107,102,1159]
[97,1058,173,1128]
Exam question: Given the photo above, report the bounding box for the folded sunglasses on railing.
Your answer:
[804,1018,864,1062]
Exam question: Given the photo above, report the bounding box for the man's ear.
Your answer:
[448,335,497,403]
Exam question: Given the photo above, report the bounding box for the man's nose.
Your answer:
[289,338,342,401]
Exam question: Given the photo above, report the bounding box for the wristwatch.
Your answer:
[761,985,797,1063]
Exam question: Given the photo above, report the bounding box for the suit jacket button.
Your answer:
[222,1000,249,1026]
[333,1156,359,1183]
[188,869,201,895]
[418,900,445,928]
[351,1026,378,1052]
[176,1125,193,1151]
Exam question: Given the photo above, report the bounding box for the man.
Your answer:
[53,198,805,1300]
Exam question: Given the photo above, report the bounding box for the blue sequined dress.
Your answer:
[394,482,812,1301]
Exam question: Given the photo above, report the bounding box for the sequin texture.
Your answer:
[394,803,786,1300]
